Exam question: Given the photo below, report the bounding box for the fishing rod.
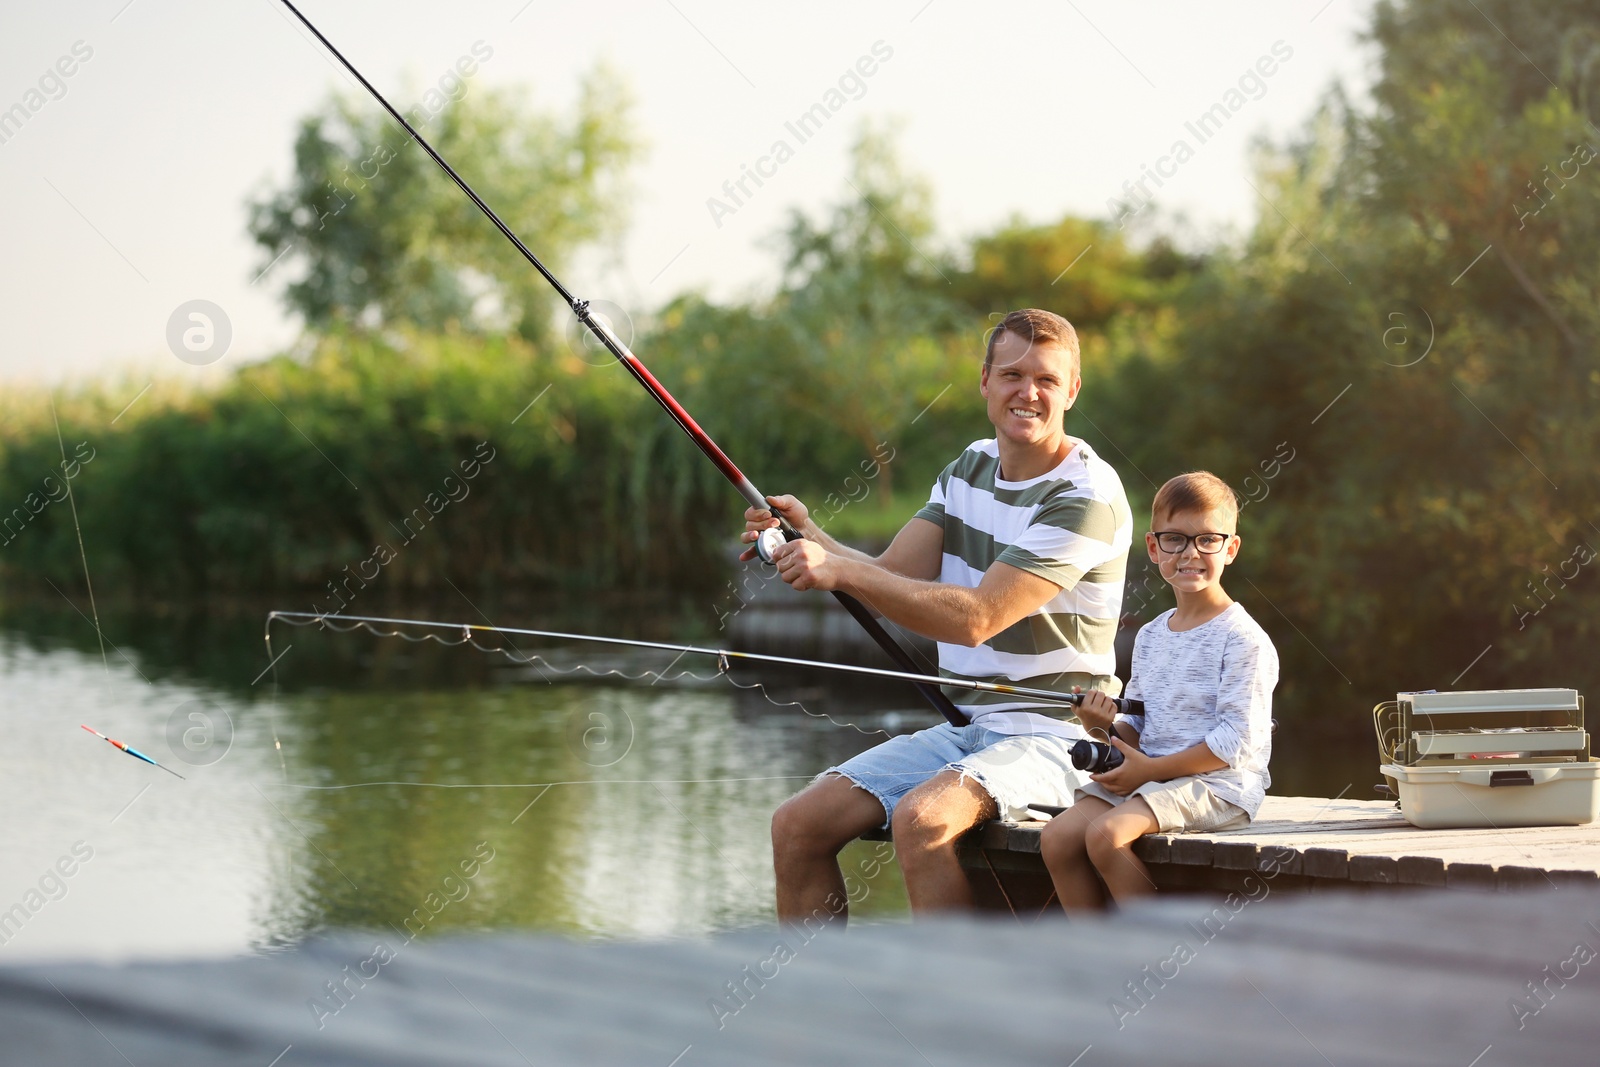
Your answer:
[274,1,965,728]
[266,611,1142,717]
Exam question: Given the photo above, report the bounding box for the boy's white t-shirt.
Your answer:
[1114,602,1278,818]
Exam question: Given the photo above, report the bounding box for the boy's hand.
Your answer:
[1074,688,1118,736]
[1091,736,1152,796]
[740,495,809,562]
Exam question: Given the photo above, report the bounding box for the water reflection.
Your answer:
[0,634,283,961]
[267,676,911,943]
[1,595,1382,961]
[0,607,917,960]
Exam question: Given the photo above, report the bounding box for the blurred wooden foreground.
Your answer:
[3,882,1596,1065]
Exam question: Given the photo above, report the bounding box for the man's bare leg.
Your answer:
[772,773,888,926]
[890,770,998,916]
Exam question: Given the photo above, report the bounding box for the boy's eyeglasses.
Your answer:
[1153,531,1234,555]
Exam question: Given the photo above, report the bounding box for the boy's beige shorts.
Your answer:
[1075,775,1249,833]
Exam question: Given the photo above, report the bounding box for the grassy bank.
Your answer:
[0,331,735,600]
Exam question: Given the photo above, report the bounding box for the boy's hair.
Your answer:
[1151,471,1239,530]
[984,309,1080,379]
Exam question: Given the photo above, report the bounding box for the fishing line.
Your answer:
[261,629,292,783]
[287,775,818,791]
[265,610,1118,713]
[263,610,897,739]
[50,397,107,672]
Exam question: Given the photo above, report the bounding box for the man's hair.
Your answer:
[1151,471,1240,530]
[984,309,1081,378]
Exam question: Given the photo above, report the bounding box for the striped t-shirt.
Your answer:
[914,438,1132,737]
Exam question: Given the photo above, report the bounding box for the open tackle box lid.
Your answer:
[1403,688,1580,716]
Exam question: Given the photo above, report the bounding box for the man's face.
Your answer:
[979,330,1081,449]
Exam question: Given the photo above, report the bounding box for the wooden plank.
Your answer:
[1258,844,1301,876]
[1168,835,1215,866]
[1213,840,1259,870]
[1003,822,1043,854]
[1444,862,1498,889]
[1546,868,1600,888]
[1348,854,1400,884]
[1301,847,1350,880]
[1135,834,1172,864]
[1396,855,1447,886]
[958,846,1045,876]
[1499,865,1560,891]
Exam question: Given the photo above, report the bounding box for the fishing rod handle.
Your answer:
[1067,693,1145,717]
[580,319,959,727]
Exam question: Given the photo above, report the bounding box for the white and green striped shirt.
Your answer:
[915,438,1133,736]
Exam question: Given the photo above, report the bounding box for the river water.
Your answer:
[0,594,1378,962]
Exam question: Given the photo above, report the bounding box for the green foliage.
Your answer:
[0,333,726,597]
[647,126,1181,515]
[248,66,637,343]
[10,0,1600,713]
[951,215,1198,331]
[649,129,982,507]
[1158,0,1600,699]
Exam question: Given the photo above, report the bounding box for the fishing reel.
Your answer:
[1062,692,1144,774]
[1069,738,1124,774]
[754,526,788,565]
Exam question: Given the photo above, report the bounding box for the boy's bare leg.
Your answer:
[891,770,998,915]
[772,773,888,926]
[1039,796,1114,913]
[1086,797,1162,904]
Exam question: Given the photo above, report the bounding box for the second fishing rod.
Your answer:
[266,610,1142,776]
[275,0,966,728]
[266,609,1144,716]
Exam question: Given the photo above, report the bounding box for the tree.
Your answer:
[1149,0,1600,697]
[248,65,638,343]
[949,215,1188,332]
[664,127,972,506]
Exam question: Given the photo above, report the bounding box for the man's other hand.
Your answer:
[770,538,839,591]
[740,495,810,562]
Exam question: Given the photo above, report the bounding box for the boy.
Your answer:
[1039,471,1277,912]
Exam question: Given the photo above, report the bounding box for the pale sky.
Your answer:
[0,0,1375,387]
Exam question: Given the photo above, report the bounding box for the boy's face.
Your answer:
[1147,507,1239,594]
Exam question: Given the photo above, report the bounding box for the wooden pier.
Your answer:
[876,794,1600,913]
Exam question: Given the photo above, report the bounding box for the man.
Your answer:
[743,308,1133,923]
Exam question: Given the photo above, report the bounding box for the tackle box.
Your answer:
[1373,688,1600,828]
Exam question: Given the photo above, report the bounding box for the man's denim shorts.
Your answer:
[826,721,1093,827]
